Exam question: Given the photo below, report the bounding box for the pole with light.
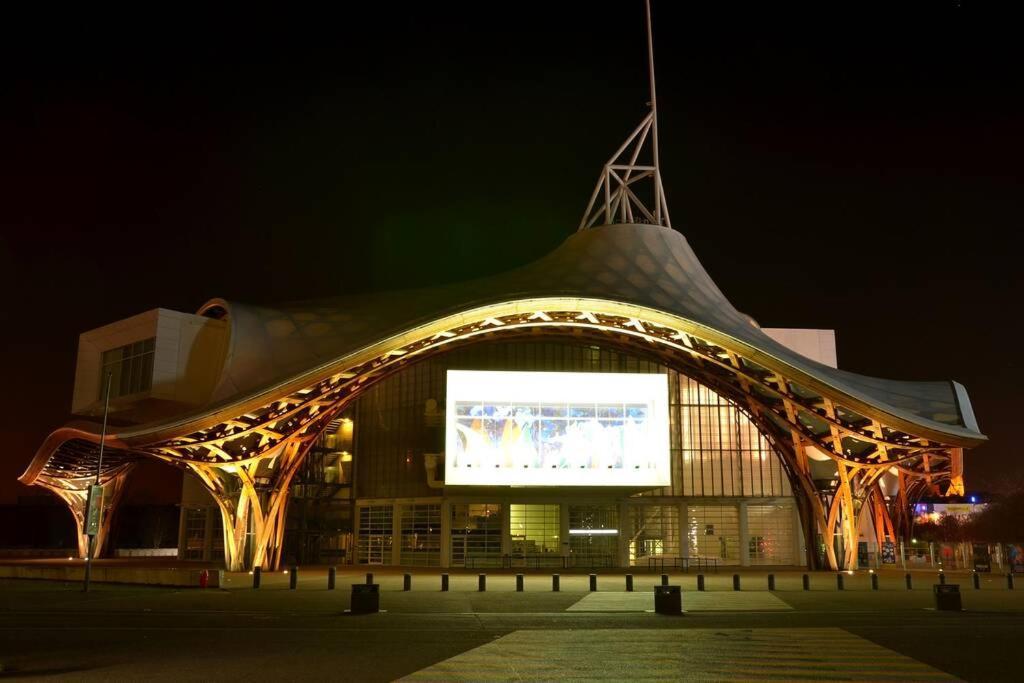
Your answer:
[83,371,113,592]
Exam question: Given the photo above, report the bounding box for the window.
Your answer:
[688,505,740,565]
[747,503,796,565]
[357,505,393,565]
[627,505,679,565]
[400,504,441,566]
[210,511,224,561]
[450,504,502,567]
[100,338,155,399]
[510,504,561,565]
[183,508,207,561]
[675,376,792,498]
[568,505,618,564]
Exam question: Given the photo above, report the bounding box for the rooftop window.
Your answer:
[100,338,155,399]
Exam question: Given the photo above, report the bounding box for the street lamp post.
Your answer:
[83,371,113,593]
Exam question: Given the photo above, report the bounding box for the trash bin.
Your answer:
[351,583,380,614]
[933,583,961,611]
[654,585,682,615]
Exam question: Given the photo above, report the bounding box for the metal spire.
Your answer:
[579,0,671,230]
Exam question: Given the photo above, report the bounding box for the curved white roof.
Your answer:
[202,223,982,443]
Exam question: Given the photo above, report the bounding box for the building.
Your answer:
[18,9,985,573]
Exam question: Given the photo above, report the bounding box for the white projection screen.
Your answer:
[445,370,670,486]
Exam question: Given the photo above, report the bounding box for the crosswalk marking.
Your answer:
[400,628,958,681]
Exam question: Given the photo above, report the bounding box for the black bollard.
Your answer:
[328,566,336,590]
[403,573,412,591]
[767,574,776,591]
[552,574,560,592]
[802,573,810,591]
[871,573,879,590]
[366,572,374,585]
[441,573,449,592]
[589,574,598,592]
[837,573,845,591]
[289,566,298,590]
[661,573,669,587]
[252,566,262,589]
[732,574,741,591]
[1008,573,1015,590]
[516,574,524,592]
[697,574,705,591]
[972,572,980,590]
[478,574,486,592]
[939,572,946,585]
[905,573,913,590]
[626,574,634,592]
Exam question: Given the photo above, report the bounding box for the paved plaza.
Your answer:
[1,568,1022,681]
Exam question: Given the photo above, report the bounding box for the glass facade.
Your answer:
[674,376,791,498]
[354,341,791,500]
[332,340,805,568]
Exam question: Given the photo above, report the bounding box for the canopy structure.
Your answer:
[20,222,984,570]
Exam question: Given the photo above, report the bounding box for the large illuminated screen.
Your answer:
[445,370,670,486]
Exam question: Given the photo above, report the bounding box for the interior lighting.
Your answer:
[569,529,618,535]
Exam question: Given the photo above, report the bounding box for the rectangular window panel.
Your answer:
[747,502,796,565]
[399,504,441,567]
[450,504,502,568]
[673,375,790,498]
[357,505,393,565]
[183,508,206,561]
[627,505,680,566]
[687,505,740,565]
[509,504,561,566]
[568,505,618,566]
[100,337,155,400]
[210,511,224,561]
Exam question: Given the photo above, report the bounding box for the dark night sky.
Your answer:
[1,2,1021,504]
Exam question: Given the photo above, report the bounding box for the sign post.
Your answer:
[83,371,112,593]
